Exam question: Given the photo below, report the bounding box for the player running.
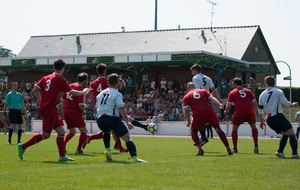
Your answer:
[96,73,146,162]
[223,77,259,153]
[258,76,299,158]
[183,82,233,156]
[61,72,89,155]
[17,59,90,161]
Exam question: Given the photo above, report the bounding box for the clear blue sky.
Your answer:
[1,0,299,87]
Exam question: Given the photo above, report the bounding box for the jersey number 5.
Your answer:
[239,89,246,98]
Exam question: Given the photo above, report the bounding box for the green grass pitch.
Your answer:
[0,134,299,190]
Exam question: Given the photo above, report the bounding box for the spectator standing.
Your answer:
[126,77,133,93]
[150,79,156,90]
[167,79,174,90]
[160,78,167,93]
[220,78,228,98]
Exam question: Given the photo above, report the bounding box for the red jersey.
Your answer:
[227,87,255,114]
[89,77,108,102]
[183,89,215,116]
[35,73,72,114]
[61,83,85,113]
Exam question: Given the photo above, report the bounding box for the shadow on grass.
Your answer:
[104,160,131,164]
[41,161,77,164]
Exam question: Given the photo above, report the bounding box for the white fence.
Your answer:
[31,120,299,137]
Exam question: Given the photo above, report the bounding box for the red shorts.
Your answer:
[232,112,256,126]
[63,109,86,129]
[41,109,64,133]
[192,114,219,131]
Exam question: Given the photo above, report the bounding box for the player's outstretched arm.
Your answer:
[69,88,92,97]
[211,87,222,103]
[209,96,223,109]
[119,107,134,130]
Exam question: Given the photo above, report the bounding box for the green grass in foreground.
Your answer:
[0,134,299,190]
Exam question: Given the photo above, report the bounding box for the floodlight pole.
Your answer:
[276,61,292,122]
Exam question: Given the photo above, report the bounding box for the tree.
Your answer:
[0,45,16,57]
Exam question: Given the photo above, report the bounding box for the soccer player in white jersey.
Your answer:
[295,111,300,139]
[96,73,146,163]
[258,76,299,158]
[190,64,222,146]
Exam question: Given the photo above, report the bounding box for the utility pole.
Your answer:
[155,0,158,30]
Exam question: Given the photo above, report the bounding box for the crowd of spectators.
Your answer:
[0,76,254,128]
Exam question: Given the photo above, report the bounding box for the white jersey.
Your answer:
[192,73,214,91]
[258,87,291,118]
[96,87,124,118]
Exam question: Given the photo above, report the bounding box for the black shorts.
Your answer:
[97,115,129,137]
[9,109,23,124]
[267,113,292,134]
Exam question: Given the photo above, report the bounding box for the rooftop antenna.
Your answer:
[207,0,216,31]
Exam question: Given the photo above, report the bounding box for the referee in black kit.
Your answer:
[4,82,25,144]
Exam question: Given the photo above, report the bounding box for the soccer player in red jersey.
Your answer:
[61,72,89,155]
[183,82,233,155]
[17,59,90,161]
[84,63,127,152]
[224,77,259,154]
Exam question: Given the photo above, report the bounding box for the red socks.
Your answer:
[112,132,124,150]
[57,135,65,157]
[191,131,202,151]
[217,130,230,150]
[252,127,258,145]
[231,130,238,148]
[90,132,103,141]
[77,132,87,151]
[64,133,75,145]
[22,133,44,150]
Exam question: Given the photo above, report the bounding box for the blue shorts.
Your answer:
[97,115,129,137]
[267,113,292,134]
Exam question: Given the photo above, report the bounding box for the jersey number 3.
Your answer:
[45,79,51,91]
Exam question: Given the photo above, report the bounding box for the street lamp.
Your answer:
[276,61,292,122]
